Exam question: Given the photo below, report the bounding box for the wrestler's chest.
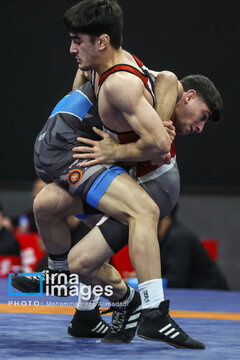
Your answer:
[98,92,133,132]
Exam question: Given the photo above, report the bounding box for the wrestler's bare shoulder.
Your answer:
[102,72,144,106]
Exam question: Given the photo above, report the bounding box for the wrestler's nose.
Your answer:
[196,121,205,133]
[70,41,77,55]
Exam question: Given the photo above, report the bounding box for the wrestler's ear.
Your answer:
[184,89,197,103]
[98,34,110,50]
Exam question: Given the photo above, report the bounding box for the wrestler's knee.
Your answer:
[33,193,48,219]
[33,186,61,220]
[132,194,160,223]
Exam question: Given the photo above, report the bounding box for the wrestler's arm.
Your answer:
[72,71,178,165]
[107,71,182,164]
[149,71,183,165]
[100,72,172,162]
[154,71,183,122]
[150,69,183,100]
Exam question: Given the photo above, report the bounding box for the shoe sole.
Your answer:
[138,334,205,349]
[68,327,107,339]
[101,337,134,343]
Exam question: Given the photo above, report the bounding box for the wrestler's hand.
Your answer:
[163,120,176,142]
[72,127,119,166]
[150,152,171,166]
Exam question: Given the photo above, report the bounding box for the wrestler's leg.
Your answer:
[86,172,161,284]
[72,169,203,348]
[65,168,161,311]
[68,169,162,298]
[11,182,92,295]
[68,226,127,300]
[71,165,180,303]
[67,169,161,342]
[14,180,128,303]
[33,182,85,255]
[34,171,161,295]
[68,225,141,341]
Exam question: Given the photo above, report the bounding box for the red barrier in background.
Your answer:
[14,231,46,273]
[201,238,218,262]
[0,255,21,277]
[110,246,135,280]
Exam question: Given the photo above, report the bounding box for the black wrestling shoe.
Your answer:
[68,304,110,338]
[101,290,142,343]
[11,268,71,297]
[137,300,205,349]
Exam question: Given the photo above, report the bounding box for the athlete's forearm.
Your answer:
[154,71,180,122]
[112,138,169,163]
[72,126,171,167]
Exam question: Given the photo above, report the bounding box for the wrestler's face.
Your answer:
[69,33,99,71]
[173,90,210,135]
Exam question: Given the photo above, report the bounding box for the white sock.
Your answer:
[48,257,69,271]
[139,279,164,309]
[76,283,100,311]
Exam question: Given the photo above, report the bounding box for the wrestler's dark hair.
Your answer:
[63,0,123,49]
[180,75,223,122]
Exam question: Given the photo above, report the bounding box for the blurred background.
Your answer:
[1,0,239,290]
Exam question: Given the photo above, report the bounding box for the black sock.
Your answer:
[112,284,134,308]
[48,251,69,271]
[48,251,69,261]
[118,284,131,303]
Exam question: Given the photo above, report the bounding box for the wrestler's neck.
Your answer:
[94,47,134,76]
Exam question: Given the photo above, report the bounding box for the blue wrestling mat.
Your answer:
[1,278,240,360]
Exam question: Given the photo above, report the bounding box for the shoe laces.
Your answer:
[26,270,47,281]
[101,306,127,333]
[26,269,57,281]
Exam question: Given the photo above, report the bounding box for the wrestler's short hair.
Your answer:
[63,0,123,49]
[180,75,223,122]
